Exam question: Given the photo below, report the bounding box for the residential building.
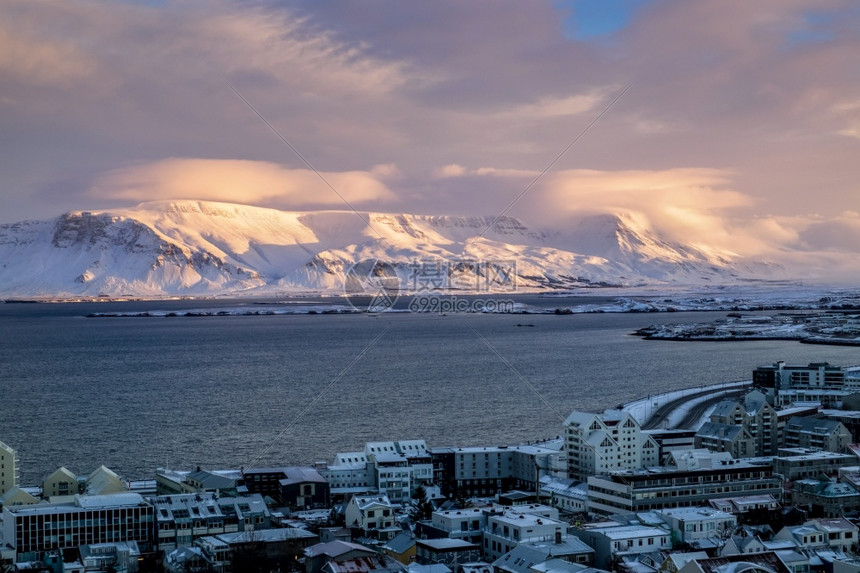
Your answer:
[676,552,792,573]
[493,537,595,573]
[42,467,79,499]
[0,487,38,507]
[325,440,432,502]
[151,492,270,551]
[708,495,781,519]
[700,391,780,456]
[694,423,754,459]
[344,494,396,538]
[79,541,141,573]
[427,507,488,545]
[239,466,329,508]
[83,466,128,496]
[790,479,860,517]
[416,539,481,566]
[754,362,860,408]
[430,441,563,499]
[642,430,697,464]
[0,441,18,497]
[0,493,154,563]
[804,518,859,553]
[155,467,240,497]
[587,459,781,515]
[654,508,737,544]
[783,417,852,453]
[483,509,566,561]
[304,540,379,573]
[538,476,588,515]
[381,531,417,565]
[571,523,671,570]
[564,410,659,481]
[773,450,857,481]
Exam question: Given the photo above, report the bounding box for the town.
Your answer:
[4,361,860,573]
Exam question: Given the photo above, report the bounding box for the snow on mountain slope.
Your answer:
[0,200,778,297]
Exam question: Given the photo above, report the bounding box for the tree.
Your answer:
[410,485,434,521]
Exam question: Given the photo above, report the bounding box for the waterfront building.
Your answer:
[42,467,79,499]
[0,492,154,563]
[325,440,433,502]
[0,441,19,497]
[0,486,38,507]
[239,466,329,509]
[586,459,781,515]
[155,467,240,497]
[151,492,270,551]
[564,411,659,481]
[754,362,860,408]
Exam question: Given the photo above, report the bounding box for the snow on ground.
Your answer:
[623,380,750,426]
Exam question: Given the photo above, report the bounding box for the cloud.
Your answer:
[88,158,396,209]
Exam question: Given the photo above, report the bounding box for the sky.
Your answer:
[2,0,860,264]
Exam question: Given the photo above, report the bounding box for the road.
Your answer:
[641,384,751,430]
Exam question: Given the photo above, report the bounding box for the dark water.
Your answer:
[1,296,859,485]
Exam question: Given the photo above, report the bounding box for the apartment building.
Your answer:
[430,441,563,499]
[783,417,852,453]
[564,410,659,481]
[0,441,19,497]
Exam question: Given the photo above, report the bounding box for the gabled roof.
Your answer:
[696,422,747,442]
[0,486,38,506]
[382,531,416,554]
[305,540,377,559]
[44,466,77,483]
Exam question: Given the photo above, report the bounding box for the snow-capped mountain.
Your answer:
[0,200,782,297]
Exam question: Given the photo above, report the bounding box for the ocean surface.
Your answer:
[2,295,859,485]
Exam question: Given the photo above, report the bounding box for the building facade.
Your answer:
[564,410,659,481]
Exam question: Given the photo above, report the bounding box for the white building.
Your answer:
[0,441,19,496]
[430,507,488,545]
[344,495,396,535]
[325,440,433,502]
[564,410,659,481]
[571,523,671,570]
[654,507,737,543]
[483,509,567,561]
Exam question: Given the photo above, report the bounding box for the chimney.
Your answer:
[555,530,563,544]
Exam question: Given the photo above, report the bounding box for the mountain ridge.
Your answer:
[0,200,785,297]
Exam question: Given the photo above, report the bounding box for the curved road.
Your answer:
[674,390,748,429]
[641,384,751,430]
